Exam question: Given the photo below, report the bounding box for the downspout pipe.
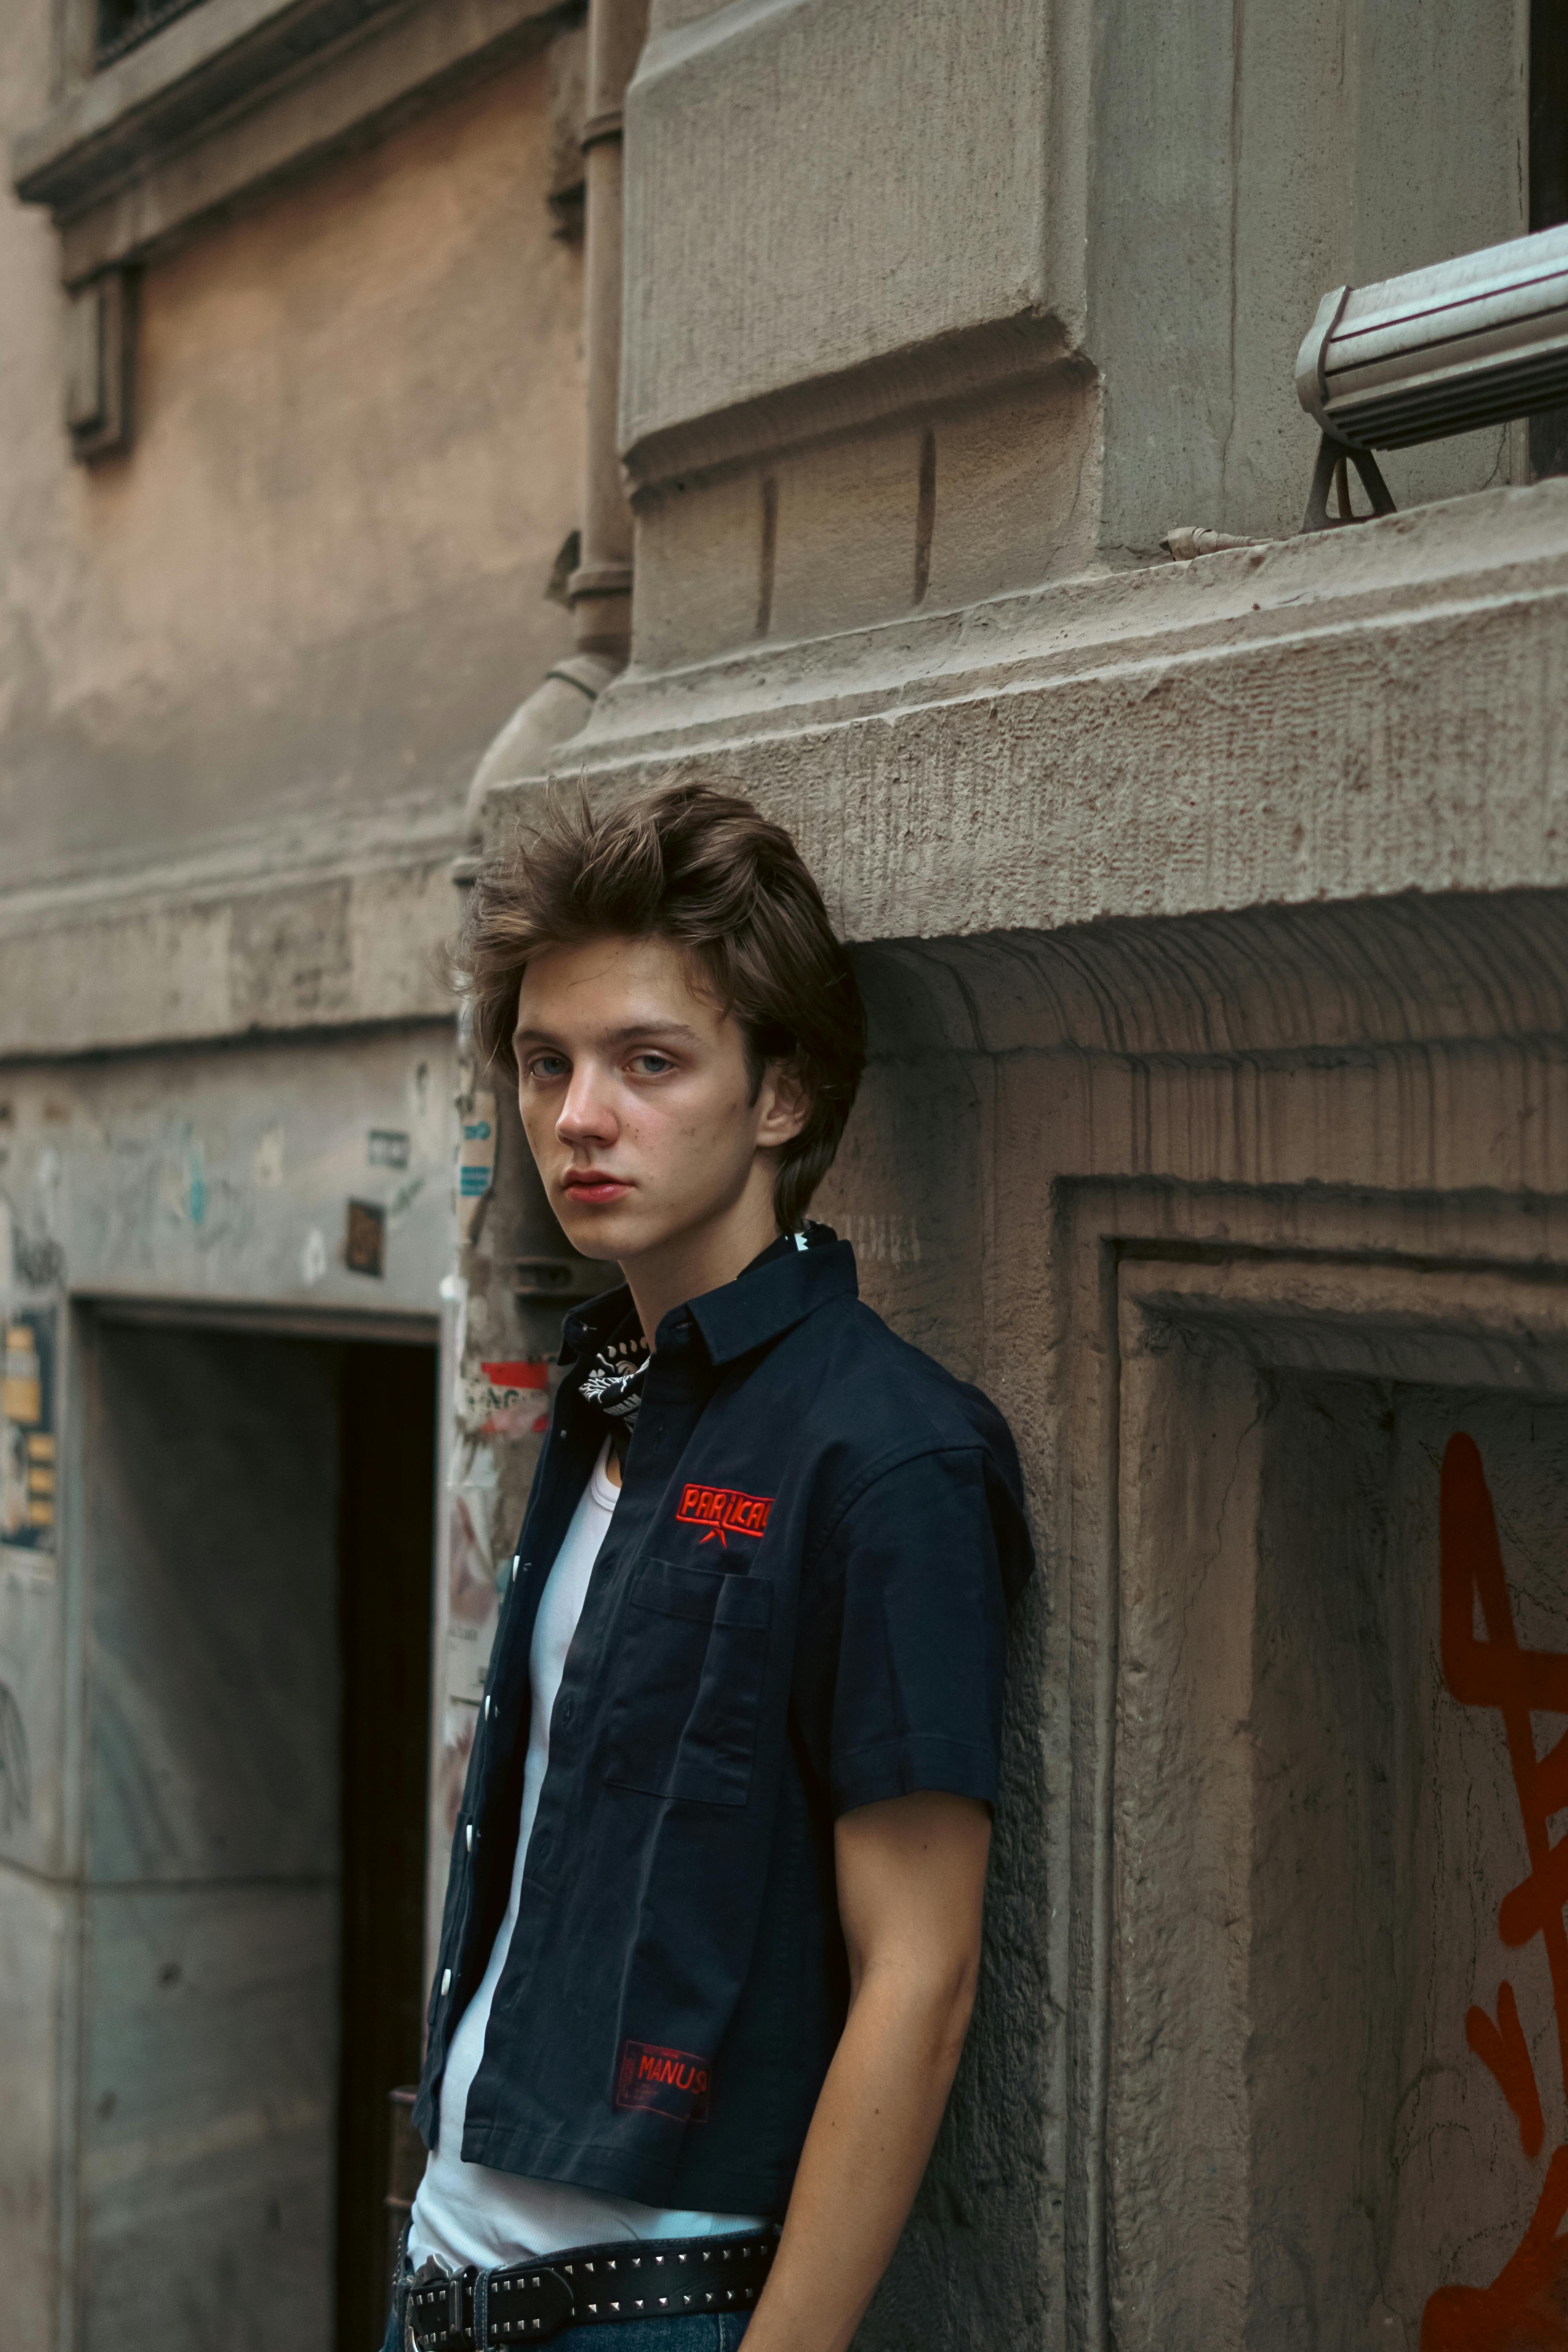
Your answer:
[453,0,648,879]
[569,0,646,662]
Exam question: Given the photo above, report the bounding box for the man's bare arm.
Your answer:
[741,1789,992,2352]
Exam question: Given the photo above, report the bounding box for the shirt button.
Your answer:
[465,1824,474,1851]
[441,1968,452,1995]
[483,1696,490,1720]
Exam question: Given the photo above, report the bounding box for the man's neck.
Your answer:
[620,1188,782,1350]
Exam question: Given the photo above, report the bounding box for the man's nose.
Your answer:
[557,1064,616,1145]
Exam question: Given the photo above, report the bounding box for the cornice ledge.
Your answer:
[0,810,464,1060]
[485,479,1568,947]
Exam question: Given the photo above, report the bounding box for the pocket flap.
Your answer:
[630,1558,773,1631]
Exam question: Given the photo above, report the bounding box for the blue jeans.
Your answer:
[380,2302,750,2352]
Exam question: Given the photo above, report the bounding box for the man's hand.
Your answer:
[741,1789,992,2352]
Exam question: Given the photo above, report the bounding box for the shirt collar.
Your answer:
[687,1224,856,1366]
[560,1224,857,1370]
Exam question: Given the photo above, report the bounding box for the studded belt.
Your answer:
[403,2229,779,2347]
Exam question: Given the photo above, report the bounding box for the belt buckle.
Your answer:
[486,2262,577,2343]
[406,2265,477,2352]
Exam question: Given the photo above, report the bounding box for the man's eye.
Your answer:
[527,1054,569,1081]
[630,1053,674,1076]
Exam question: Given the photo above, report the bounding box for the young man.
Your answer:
[393,782,1032,2352]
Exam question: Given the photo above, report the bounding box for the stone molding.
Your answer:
[11,0,573,285]
[1028,1188,1568,2349]
[0,805,461,1058]
[500,479,1568,947]
[16,482,1568,1063]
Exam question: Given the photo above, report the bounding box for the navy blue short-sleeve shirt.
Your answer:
[414,1226,1033,2219]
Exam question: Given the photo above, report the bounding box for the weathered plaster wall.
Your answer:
[0,1020,456,2347]
[800,916,1568,2347]
[0,2,577,2340]
[0,8,581,902]
[0,1027,455,1312]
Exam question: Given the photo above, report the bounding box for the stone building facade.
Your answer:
[0,3,590,2345]
[5,0,1568,2348]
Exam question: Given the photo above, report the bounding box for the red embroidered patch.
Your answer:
[614,2040,713,2123]
[675,1483,773,1546]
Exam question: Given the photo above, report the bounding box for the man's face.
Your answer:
[513,933,805,1268]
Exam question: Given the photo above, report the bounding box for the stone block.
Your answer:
[622,0,1054,466]
[79,1882,337,2352]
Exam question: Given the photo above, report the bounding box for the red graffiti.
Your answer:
[1424,2153,1568,2350]
[1421,1434,1568,2349]
[1467,1984,1546,2163]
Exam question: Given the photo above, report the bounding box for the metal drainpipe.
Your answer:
[569,0,648,663]
[451,0,648,878]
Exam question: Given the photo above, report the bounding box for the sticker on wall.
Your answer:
[456,1084,497,1245]
[473,1359,553,1438]
[345,1198,387,1279]
[1,1307,55,1556]
[369,1129,411,1170]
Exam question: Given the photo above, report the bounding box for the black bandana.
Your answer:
[579,1330,651,1429]
[575,1228,832,1433]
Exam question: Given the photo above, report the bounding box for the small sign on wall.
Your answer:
[1,1307,55,1556]
[345,1198,387,1279]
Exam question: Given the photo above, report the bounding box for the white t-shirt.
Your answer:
[408,1438,768,2273]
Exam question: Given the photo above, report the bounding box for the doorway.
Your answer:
[76,1310,435,2352]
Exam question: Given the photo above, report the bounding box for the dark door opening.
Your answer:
[336,1341,436,2351]
[79,1312,434,2352]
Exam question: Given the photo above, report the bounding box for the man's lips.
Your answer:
[561,1171,632,1205]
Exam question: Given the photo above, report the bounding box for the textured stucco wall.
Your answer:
[800,922,1568,2349]
[0,8,581,904]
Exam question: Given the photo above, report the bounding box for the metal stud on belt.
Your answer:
[406,2236,776,2350]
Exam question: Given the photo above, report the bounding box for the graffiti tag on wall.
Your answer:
[1423,1434,1568,2348]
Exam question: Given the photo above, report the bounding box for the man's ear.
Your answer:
[756,1058,812,1149]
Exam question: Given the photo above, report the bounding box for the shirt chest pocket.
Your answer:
[604,1559,773,1808]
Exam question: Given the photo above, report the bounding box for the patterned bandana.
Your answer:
[575,1230,826,1434]
[579,1331,651,1429]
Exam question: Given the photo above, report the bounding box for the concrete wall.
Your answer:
[74,1322,342,2352]
[0,4,583,1051]
[0,0,584,2333]
[0,1025,455,2338]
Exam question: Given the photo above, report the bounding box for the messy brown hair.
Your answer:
[457,778,866,1230]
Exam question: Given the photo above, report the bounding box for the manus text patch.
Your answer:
[614,2040,713,2123]
[676,1483,773,1545]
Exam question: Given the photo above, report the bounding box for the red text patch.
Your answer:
[615,2040,712,2123]
[676,1483,773,1545]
